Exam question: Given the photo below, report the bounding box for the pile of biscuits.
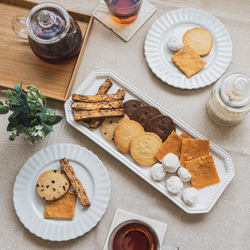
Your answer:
[168,27,213,78]
[36,158,90,219]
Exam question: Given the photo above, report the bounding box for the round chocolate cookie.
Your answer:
[146,115,176,142]
[133,105,161,130]
[123,99,144,120]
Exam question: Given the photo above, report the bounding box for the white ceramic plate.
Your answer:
[144,8,233,89]
[64,70,235,214]
[13,143,110,241]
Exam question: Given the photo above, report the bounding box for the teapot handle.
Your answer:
[12,16,28,39]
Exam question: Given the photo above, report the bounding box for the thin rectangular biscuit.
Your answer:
[72,89,125,103]
[60,158,90,207]
[73,109,125,121]
[71,100,123,111]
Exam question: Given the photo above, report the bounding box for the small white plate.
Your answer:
[144,8,233,89]
[13,144,110,241]
[64,70,235,214]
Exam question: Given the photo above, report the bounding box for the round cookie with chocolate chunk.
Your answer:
[133,105,161,130]
[123,99,144,120]
[36,170,70,201]
[146,115,176,142]
[101,114,130,142]
[130,132,162,166]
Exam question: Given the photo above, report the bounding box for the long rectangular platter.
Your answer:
[64,70,235,214]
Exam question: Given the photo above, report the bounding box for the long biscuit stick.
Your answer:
[60,158,91,207]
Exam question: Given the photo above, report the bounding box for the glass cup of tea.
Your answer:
[12,3,82,64]
[104,0,143,24]
[108,219,159,250]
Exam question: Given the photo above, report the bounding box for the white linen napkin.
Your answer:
[92,0,157,42]
[103,208,168,250]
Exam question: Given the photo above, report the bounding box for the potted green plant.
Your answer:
[0,83,62,144]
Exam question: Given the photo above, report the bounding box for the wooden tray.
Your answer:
[0,0,93,101]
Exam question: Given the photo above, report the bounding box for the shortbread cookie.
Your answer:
[36,170,70,201]
[183,28,213,56]
[101,114,130,141]
[60,158,91,207]
[114,120,144,154]
[123,99,144,120]
[133,105,161,130]
[44,191,76,218]
[171,45,207,78]
[130,132,162,166]
[146,115,176,142]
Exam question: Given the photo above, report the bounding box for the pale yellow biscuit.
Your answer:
[114,120,144,154]
[101,114,130,142]
[183,28,213,56]
[130,132,162,166]
[36,170,70,201]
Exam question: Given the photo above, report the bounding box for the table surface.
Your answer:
[1,0,249,249]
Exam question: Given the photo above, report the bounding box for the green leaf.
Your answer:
[8,116,19,125]
[44,124,53,132]
[7,122,16,131]
[39,112,47,121]
[18,123,26,133]
[0,105,9,114]
[46,116,63,126]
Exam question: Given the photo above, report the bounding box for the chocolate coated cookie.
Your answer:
[146,115,176,142]
[123,99,144,120]
[133,105,161,130]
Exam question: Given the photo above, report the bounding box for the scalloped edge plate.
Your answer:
[13,143,110,241]
[64,70,235,214]
[144,8,233,89]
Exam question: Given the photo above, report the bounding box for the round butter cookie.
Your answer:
[114,120,144,154]
[146,115,176,142]
[130,132,162,166]
[183,28,213,56]
[36,170,70,200]
[133,105,161,130]
[101,114,130,142]
[123,99,144,120]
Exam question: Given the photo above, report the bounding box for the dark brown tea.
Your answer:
[28,8,82,64]
[105,0,142,24]
[108,220,159,250]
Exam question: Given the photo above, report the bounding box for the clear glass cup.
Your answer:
[104,0,143,24]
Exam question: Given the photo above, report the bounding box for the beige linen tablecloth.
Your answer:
[0,0,249,249]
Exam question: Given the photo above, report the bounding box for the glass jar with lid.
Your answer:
[207,72,250,126]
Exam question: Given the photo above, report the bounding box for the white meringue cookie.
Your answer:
[162,153,180,173]
[177,167,191,183]
[182,187,199,205]
[150,163,166,182]
[166,176,183,194]
[167,34,184,52]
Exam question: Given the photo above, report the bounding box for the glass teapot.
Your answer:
[13,3,82,64]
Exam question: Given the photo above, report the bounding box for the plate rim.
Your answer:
[64,69,235,214]
[13,143,111,241]
[144,8,233,89]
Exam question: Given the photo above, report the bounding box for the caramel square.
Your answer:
[180,138,210,166]
[185,155,220,189]
[171,45,207,78]
[154,131,182,160]
[44,191,76,219]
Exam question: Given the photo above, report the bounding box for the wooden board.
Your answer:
[0,0,93,101]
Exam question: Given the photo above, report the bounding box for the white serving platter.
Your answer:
[64,70,235,214]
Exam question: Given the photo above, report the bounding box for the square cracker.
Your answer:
[185,155,220,189]
[44,191,76,219]
[180,138,210,166]
[171,45,207,78]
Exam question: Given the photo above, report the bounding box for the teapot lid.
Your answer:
[26,3,70,43]
[219,73,250,108]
